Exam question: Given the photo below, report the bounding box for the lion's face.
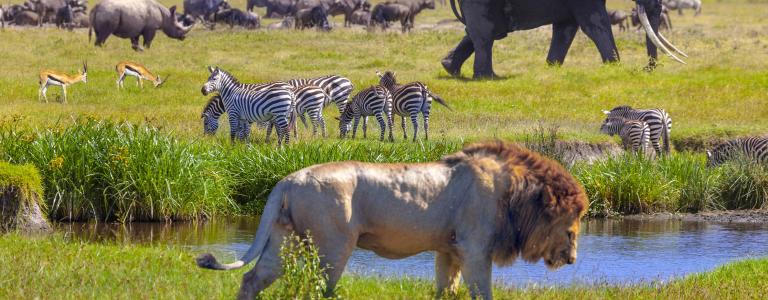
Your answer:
[541,220,580,269]
[521,213,582,270]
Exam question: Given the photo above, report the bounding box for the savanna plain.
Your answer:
[1,0,768,298]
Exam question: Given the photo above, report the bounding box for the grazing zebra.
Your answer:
[602,106,672,155]
[292,85,331,138]
[707,136,768,167]
[376,70,451,142]
[201,67,295,146]
[288,75,353,114]
[339,86,394,142]
[600,117,650,153]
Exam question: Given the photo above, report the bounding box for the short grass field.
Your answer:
[2,233,767,299]
[1,0,767,143]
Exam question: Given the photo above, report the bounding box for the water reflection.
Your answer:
[56,218,768,286]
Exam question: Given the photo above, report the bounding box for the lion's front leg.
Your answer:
[435,252,461,298]
[459,253,492,300]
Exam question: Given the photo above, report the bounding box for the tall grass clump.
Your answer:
[265,232,328,299]
[0,116,234,222]
[224,141,461,213]
[717,160,768,210]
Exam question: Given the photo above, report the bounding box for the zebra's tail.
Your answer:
[429,90,452,111]
[662,118,671,155]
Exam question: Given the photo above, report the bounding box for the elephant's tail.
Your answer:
[450,0,465,24]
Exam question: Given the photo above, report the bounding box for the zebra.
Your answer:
[376,70,451,142]
[201,67,295,146]
[292,85,331,138]
[602,106,672,155]
[599,117,650,154]
[707,136,768,167]
[339,85,394,142]
[287,75,353,114]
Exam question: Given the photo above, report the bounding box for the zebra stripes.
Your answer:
[288,75,353,114]
[293,85,330,138]
[603,106,672,155]
[201,67,295,146]
[339,85,394,142]
[377,71,450,142]
[600,117,650,153]
[707,136,768,167]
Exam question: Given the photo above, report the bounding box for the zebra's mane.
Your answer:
[217,69,241,86]
[611,105,633,112]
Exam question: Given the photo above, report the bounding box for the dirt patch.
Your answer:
[1,187,50,232]
[622,209,768,223]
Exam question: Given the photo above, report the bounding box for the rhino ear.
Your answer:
[169,5,177,16]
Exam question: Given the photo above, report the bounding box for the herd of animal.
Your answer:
[607,0,702,33]
[0,0,439,34]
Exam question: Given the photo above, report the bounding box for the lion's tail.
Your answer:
[196,183,286,271]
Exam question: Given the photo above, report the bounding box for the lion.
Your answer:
[196,142,588,299]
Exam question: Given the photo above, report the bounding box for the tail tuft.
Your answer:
[196,253,223,270]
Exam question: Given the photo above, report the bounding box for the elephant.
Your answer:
[443,0,688,78]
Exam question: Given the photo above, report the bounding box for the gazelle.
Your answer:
[115,61,167,89]
[38,62,88,103]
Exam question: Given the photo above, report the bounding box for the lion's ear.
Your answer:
[541,186,560,216]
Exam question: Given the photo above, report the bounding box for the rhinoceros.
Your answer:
[89,0,193,51]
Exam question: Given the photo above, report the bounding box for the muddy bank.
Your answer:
[623,209,768,223]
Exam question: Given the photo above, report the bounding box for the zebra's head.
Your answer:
[338,108,354,138]
[202,66,225,96]
[376,70,396,90]
[599,117,624,136]
[201,95,224,135]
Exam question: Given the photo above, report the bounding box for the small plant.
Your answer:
[267,232,328,300]
[718,160,768,210]
[523,122,565,164]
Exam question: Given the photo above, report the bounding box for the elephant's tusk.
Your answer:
[638,5,686,64]
[657,31,688,58]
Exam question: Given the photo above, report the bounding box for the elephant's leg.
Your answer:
[546,21,579,65]
[441,35,474,77]
[435,252,461,298]
[573,6,619,63]
[461,1,505,79]
[237,225,291,300]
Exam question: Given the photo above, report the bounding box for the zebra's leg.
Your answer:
[229,115,240,143]
[265,123,273,144]
[310,110,320,137]
[409,111,419,142]
[352,116,365,140]
[423,111,430,141]
[362,116,368,139]
[651,139,662,157]
[401,116,407,140]
[375,113,387,142]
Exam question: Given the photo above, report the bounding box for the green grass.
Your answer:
[1,233,767,299]
[1,1,767,145]
[0,161,43,199]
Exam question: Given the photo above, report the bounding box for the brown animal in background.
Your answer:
[608,9,629,31]
[196,142,588,299]
[12,10,40,26]
[348,8,370,26]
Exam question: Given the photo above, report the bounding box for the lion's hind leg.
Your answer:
[236,225,291,300]
[435,252,461,298]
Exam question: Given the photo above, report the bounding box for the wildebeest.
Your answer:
[327,0,368,27]
[248,0,297,18]
[371,2,411,32]
[12,10,40,26]
[348,8,370,26]
[26,0,67,26]
[295,5,330,30]
[215,8,260,29]
[664,0,701,16]
[608,10,630,32]
[183,0,230,22]
[89,0,193,51]
[266,16,294,29]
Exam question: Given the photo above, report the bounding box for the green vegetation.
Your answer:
[2,118,767,220]
[0,1,766,145]
[0,161,43,200]
[1,233,767,299]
